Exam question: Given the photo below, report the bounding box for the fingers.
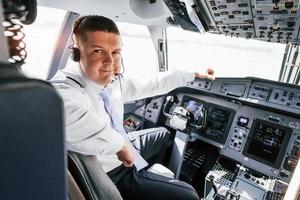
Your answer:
[207,68,214,75]
[194,68,215,80]
[117,143,136,168]
[195,72,215,80]
[205,74,215,80]
[123,160,134,167]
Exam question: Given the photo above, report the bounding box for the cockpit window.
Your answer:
[167,27,286,81]
[117,22,158,77]
[21,6,66,79]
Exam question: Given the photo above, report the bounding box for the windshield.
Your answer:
[167,27,286,81]
[117,22,158,77]
[21,6,66,79]
[21,6,286,82]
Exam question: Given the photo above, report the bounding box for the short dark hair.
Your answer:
[73,15,120,41]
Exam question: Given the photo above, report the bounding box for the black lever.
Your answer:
[208,175,219,196]
[226,189,240,200]
[208,175,229,200]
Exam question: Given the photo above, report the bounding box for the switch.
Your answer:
[287,21,295,27]
[285,1,294,9]
[244,173,251,179]
[256,8,262,14]
[209,1,216,6]
[291,8,297,13]
[237,116,249,127]
[242,11,249,15]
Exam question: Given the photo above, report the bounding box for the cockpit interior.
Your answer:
[125,76,300,199]
[0,0,299,200]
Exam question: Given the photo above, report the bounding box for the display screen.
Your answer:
[181,96,235,144]
[243,119,292,168]
[182,99,204,123]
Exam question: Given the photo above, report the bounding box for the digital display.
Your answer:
[182,99,204,124]
[181,96,235,144]
[238,116,249,128]
[243,119,292,168]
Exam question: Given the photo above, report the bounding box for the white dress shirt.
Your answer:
[51,63,195,172]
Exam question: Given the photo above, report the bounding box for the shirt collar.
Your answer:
[64,62,111,93]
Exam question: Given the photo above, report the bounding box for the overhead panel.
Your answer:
[164,0,300,44]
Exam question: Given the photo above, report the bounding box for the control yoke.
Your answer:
[163,95,207,131]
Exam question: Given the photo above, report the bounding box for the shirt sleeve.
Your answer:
[54,83,124,156]
[122,70,195,102]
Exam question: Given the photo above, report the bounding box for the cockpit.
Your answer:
[0,0,299,199]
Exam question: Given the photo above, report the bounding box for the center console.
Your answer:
[204,158,288,200]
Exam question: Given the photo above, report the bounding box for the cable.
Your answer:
[2,0,37,65]
[3,19,27,64]
[114,57,151,130]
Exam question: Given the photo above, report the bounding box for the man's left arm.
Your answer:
[122,68,215,102]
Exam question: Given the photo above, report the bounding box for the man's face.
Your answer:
[77,31,122,86]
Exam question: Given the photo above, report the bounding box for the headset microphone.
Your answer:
[114,57,125,76]
[112,58,125,84]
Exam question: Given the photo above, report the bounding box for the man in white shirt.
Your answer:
[52,15,214,200]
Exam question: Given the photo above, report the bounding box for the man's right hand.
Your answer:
[116,142,136,167]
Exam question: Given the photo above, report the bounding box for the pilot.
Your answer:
[52,15,215,200]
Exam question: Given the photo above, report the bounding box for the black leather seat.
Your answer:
[68,151,123,200]
[0,63,66,200]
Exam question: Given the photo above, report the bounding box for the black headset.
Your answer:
[70,16,88,62]
[70,46,81,62]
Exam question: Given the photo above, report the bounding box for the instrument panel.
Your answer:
[180,95,235,144]
[163,93,299,182]
[135,77,300,183]
[164,0,300,44]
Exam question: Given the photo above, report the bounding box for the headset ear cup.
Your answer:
[70,47,80,62]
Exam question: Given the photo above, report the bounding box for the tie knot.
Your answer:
[99,89,111,110]
[99,89,109,99]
